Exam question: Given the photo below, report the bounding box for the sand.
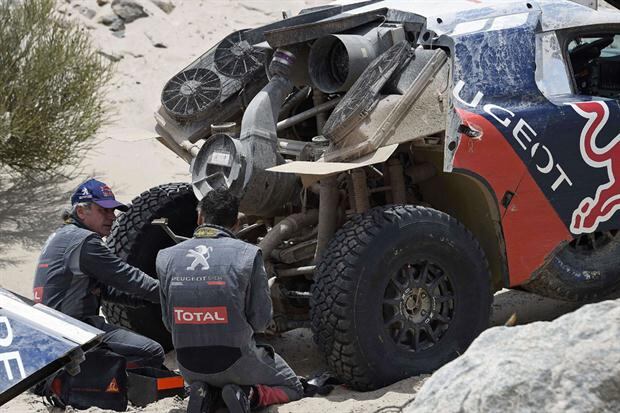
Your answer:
[0,1,589,411]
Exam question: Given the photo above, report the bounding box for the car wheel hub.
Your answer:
[402,287,432,323]
[383,260,455,352]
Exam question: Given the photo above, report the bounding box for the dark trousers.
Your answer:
[95,319,165,368]
[179,345,303,407]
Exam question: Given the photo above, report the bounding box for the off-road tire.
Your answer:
[102,183,197,350]
[310,205,492,390]
[524,230,620,301]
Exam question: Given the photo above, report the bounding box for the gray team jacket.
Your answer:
[156,224,272,373]
[33,219,160,323]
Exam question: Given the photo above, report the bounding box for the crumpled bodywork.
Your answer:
[0,289,102,405]
[155,0,620,287]
[439,1,620,283]
[121,0,620,394]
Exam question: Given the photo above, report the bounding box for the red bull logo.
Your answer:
[569,101,620,234]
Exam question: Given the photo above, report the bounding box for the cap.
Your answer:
[71,179,129,212]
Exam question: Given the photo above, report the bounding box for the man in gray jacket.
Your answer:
[157,188,302,413]
[33,178,164,368]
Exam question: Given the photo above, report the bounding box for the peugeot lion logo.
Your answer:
[186,245,213,270]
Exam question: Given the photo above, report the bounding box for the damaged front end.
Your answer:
[151,0,620,341]
[152,1,460,332]
[134,0,620,391]
[0,289,102,406]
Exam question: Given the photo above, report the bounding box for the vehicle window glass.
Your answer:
[568,34,620,98]
[535,32,573,99]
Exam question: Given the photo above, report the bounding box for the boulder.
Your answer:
[407,299,620,413]
[111,0,148,23]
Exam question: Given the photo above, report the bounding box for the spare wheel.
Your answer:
[102,183,197,350]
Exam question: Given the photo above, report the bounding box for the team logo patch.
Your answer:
[569,101,620,234]
[77,187,92,201]
[100,185,114,198]
[173,306,228,324]
[194,227,220,238]
[33,287,43,304]
[186,245,213,270]
[105,377,120,393]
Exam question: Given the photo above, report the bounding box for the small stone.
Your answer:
[73,5,96,19]
[97,50,124,62]
[99,14,119,25]
[109,19,126,32]
[145,31,167,48]
[111,30,125,38]
[100,14,126,32]
[97,0,110,5]
[111,0,148,23]
[150,0,175,14]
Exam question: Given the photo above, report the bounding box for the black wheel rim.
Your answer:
[568,229,618,254]
[383,260,455,352]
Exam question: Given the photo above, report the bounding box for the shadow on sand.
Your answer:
[0,172,75,268]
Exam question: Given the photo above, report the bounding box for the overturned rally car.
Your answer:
[103,0,620,390]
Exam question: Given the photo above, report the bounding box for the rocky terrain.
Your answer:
[409,299,620,413]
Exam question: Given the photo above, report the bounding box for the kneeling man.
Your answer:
[156,188,302,412]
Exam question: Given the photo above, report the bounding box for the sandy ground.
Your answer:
[1,288,585,413]
[0,1,595,412]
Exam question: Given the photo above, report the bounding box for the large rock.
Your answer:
[408,299,620,413]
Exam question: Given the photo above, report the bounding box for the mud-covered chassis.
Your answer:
[103,0,620,390]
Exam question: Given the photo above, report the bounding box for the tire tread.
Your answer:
[102,183,193,331]
[310,205,491,390]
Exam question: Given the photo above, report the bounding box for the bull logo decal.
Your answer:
[186,245,213,270]
[569,101,620,234]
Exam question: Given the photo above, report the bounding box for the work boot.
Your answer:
[221,384,251,413]
[187,381,217,413]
